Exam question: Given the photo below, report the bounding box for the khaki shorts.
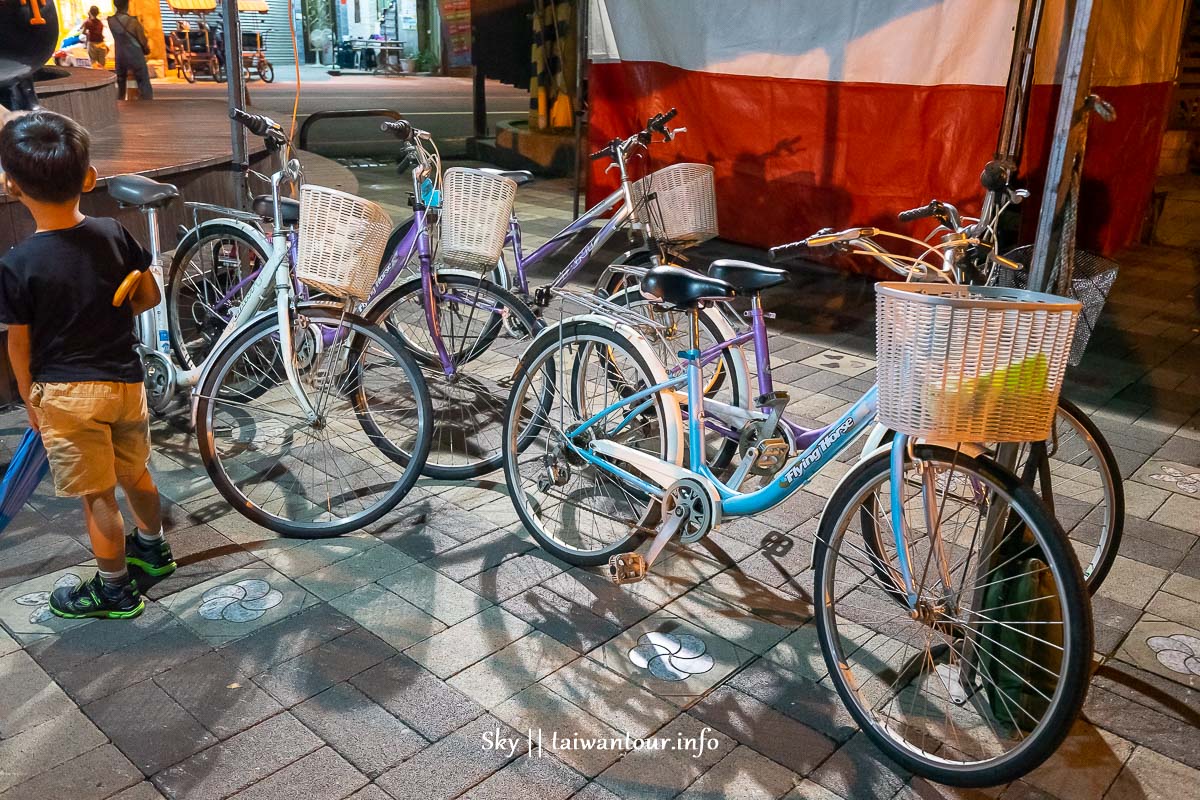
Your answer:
[29,381,151,498]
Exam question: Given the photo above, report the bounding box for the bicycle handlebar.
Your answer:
[897,201,939,222]
[768,227,879,261]
[380,119,416,142]
[229,108,288,150]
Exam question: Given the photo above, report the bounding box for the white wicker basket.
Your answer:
[297,185,392,300]
[629,163,718,247]
[439,168,518,271]
[875,282,1081,443]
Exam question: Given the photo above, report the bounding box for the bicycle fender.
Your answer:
[175,218,270,262]
[516,313,684,467]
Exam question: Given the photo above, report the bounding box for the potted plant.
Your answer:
[414,49,436,74]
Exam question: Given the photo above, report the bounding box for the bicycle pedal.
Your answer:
[752,437,790,474]
[608,552,647,585]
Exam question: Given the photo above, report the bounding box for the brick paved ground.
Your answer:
[0,170,1198,800]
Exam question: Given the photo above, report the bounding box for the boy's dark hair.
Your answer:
[113,0,129,12]
[89,5,100,15]
[0,111,91,204]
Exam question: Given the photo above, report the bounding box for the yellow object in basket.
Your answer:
[932,353,1051,432]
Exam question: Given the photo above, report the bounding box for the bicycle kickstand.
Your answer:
[608,504,687,585]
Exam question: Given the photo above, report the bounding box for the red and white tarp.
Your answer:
[586,0,1185,257]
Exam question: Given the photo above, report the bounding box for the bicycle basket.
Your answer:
[297,185,392,300]
[991,245,1118,366]
[439,168,518,271]
[629,163,718,247]
[875,282,1081,443]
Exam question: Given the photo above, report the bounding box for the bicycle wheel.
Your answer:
[181,58,195,83]
[814,444,1091,787]
[366,272,541,479]
[195,308,432,538]
[605,285,749,469]
[1017,396,1123,593]
[258,59,275,83]
[167,223,272,370]
[503,319,683,566]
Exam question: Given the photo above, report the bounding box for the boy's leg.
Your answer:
[82,488,127,574]
[114,383,175,576]
[48,488,144,619]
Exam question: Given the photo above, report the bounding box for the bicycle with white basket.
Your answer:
[503,267,1093,786]
[109,109,433,537]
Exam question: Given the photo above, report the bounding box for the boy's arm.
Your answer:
[128,270,161,315]
[6,326,38,432]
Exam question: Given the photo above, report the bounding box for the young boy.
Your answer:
[0,110,174,619]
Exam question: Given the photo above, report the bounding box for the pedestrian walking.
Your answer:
[81,6,109,68]
[108,0,153,100]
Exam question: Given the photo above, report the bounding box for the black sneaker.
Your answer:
[126,532,177,577]
[48,572,144,620]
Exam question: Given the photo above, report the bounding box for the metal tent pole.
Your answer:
[223,0,248,208]
[571,0,588,219]
[996,0,1046,167]
[1027,0,1100,293]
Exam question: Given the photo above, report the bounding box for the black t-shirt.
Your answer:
[0,217,151,383]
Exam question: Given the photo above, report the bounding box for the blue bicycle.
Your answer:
[501,265,1091,786]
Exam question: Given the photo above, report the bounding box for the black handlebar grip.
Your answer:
[379,119,414,142]
[229,108,271,137]
[768,241,806,263]
[589,148,610,161]
[897,203,937,222]
[659,107,678,125]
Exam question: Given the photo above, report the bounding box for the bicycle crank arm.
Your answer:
[608,507,686,585]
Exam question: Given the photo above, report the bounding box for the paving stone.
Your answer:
[230,746,368,800]
[1090,658,1200,724]
[1095,555,1169,610]
[253,628,396,707]
[459,751,587,800]
[570,783,625,800]
[1122,480,1171,519]
[501,584,623,654]
[541,568,659,629]
[424,528,535,582]
[449,630,577,708]
[374,715,524,800]
[351,654,485,741]
[1084,684,1200,770]
[725,658,856,743]
[157,565,317,646]
[404,606,533,678]
[346,787,393,800]
[1147,589,1200,631]
[0,627,15,659]
[297,544,417,601]
[664,589,791,655]
[54,623,210,705]
[216,601,358,675]
[539,657,678,740]
[257,536,383,579]
[0,710,107,793]
[374,524,463,562]
[590,613,753,709]
[596,714,732,800]
[0,563,97,643]
[329,583,447,650]
[1151,493,1200,532]
[1023,720,1134,800]
[377,561,492,625]
[1114,618,1200,691]
[678,745,799,800]
[809,733,910,800]
[154,650,284,740]
[24,603,181,675]
[492,684,625,778]
[1104,746,1200,800]
[109,782,168,800]
[690,686,836,777]
[460,550,569,603]
[624,549,728,609]
[153,712,323,800]
[0,649,76,738]
[143,551,264,601]
[780,780,844,800]
[83,679,217,776]
[0,536,92,591]
[292,683,426,778]
[696,570,811,629]
[0,743,142,800]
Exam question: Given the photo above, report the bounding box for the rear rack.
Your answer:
[551,288,669,335]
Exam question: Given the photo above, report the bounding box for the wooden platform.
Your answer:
[0,99,356,253]
[34,67,118,131]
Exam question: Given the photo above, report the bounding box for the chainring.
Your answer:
[662,477,714,544]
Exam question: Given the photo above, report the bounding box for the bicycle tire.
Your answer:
[366,272,542,480]
[503,318,683,566]
[814,444,1091,787]
[195,308,432,538]
[167,222,272,370]
[259,60,275,83]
